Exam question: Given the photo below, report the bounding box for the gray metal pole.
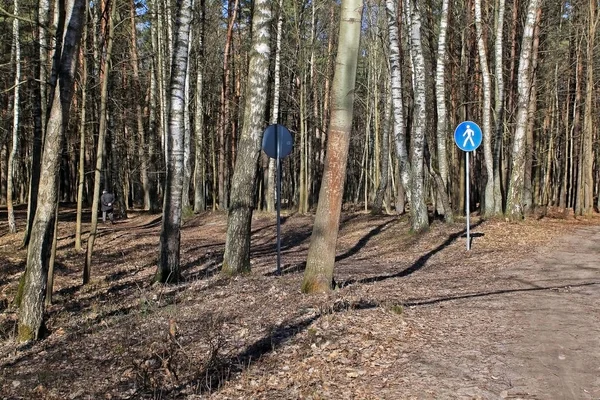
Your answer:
[276,125,282,274]
[466,151,470,251]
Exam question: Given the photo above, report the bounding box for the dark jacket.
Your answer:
[101,192,115,212]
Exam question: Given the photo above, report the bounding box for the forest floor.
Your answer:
[0,204,599,399]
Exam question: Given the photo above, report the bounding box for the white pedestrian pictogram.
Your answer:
[463,125,475,148]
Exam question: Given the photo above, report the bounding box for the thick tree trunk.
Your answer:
[406,0,429,232]
[221,0,272,275]
[506,0,540,220]
[18,0,85,342]
[302,0,363,293]
[156,0,193,283]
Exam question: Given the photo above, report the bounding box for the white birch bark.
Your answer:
[475,0,495,216]
[506,0,540,219]
[434,0,449,187]
[493,0,506,214]
[7,0,20,233]
[156,0,193,283]
[266,0,283,213]
[406,0,429,232]
[386,0,410,212]
[182,24,193,209]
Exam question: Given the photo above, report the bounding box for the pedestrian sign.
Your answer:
[454,121,482,152]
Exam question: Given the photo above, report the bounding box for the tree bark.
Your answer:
[386,0,410,214]
[506,0,540,220]
[302,0,363,293]
[221,0,272,275]
[475,0,495,217]
[84,0,115,284]
[7,0,21,234]
[193,0,206,213]
[406,0,429,232]
[156,0,193,283]
[18,0,85,342]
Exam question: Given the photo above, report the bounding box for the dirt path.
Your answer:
[391,225,600,399]
[497,225,600,399]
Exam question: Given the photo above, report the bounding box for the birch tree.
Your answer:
[506,0,540,220]
[434,0,450,188]
[156,0,193,283]
[302,0,364,293]
[221,0,272,275]
[492,0,506,214]
[7,0,21,233]
[406,0,429,232]
[18,0,86,342]
[386,0,410,214]
[475,0,495,216]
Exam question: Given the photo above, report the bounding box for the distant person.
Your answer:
[101,189,115,224]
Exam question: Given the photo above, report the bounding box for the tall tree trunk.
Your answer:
[129,0,151,211]
[406,0,429,232]
[506,0,540,220]
[221,0,272,275]
[302,0,363,293]
[386,0,410,214]
[475,0,495,216]
[155,0,193,283]
[581,0,597,216]
[75,11,89,252]
[193,0,206,213]
[493,0,506,214]
[7,0,21,234]
[18,0,85,342]
[218,0,239,210]
[372,87,391,214]
[84,0,115,284]
[22,0,49,246]
[522,7,541,214]
[434,0,450,188]
[265,0,283,213]
[182,31,193,210]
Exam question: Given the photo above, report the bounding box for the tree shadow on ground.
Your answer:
[170,298,380,396]
[340,220,485,287]
[402,280,600,308]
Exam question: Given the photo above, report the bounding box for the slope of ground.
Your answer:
[0,206,599,399]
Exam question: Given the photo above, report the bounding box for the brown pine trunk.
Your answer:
[302,0,364,293]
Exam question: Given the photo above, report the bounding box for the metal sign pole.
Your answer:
[276,125,282,275]
[466,151,470,251]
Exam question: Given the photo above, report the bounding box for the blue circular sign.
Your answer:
[454,121,482,152]
[262,124,294,159]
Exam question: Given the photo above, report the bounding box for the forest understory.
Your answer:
[1,205,600,399]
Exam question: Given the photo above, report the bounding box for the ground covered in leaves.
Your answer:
[1,205,599,399]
